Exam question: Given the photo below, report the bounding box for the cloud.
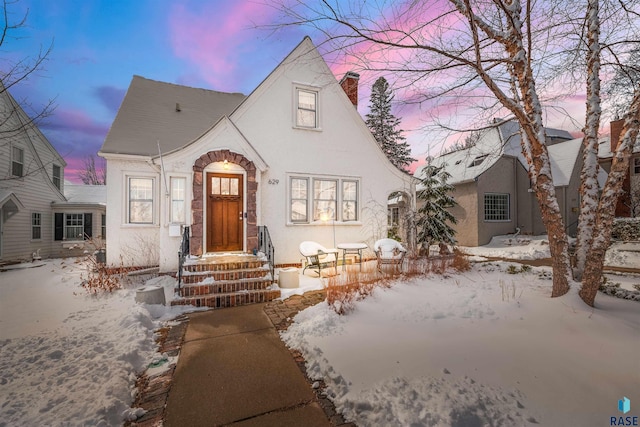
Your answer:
[94,85,126,115]
[38,108,110,182]
[168,2,279,91]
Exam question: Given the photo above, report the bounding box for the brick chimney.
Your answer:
[610,118,624,153]
[339,71,360,108]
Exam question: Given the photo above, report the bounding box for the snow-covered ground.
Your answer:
[0,258,200,426]
[282,261,640,426]
[0,236,638,426]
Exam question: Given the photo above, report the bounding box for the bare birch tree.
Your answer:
[268,0,640,306]
[1,0,55,140]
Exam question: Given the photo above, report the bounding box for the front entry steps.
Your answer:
[171,253,280,309]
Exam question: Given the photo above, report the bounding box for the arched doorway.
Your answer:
[191,150,258,256]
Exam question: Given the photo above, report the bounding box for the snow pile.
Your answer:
[461,235,551,260]
[0,258,199,426]
[282,262,640,426]
[605,241,640,269]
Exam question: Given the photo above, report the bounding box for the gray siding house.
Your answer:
[422,119,603,247]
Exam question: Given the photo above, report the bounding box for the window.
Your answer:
[290,177,309,223]
[128,178,154,224]
[342,180,358,221]
[32,213,41,240]
[484,193,510,221]
[101,214,106,239]
[289,176,359,223]
[313,179,337,221]
[388,207,399,226]
[170,177,186,223]
[210,176,239,196]
[634,157,640,175]
[470,155,488,167]
[296,89,318,128]
[12,146,24,177]
[65,214,84,240]
[52,165,61,189]
[54,213,92,241]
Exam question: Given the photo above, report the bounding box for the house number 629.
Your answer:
[268,179,279,185]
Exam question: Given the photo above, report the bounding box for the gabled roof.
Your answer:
[100,76,246,156]
[63,184,107,205]
[422,119,581,187]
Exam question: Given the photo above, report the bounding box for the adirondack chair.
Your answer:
[374,238,407,274]
[299,241,338,276]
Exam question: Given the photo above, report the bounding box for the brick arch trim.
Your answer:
[191,150,258,256]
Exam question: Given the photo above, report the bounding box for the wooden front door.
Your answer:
[206,173,243,252]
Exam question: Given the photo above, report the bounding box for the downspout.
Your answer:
[513,157,518,232]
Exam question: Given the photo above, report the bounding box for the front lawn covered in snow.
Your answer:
[282,261,640,426]
[0,258,198,426]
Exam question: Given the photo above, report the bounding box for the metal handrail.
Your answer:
[258,225,275,279]
[177,225,190,290]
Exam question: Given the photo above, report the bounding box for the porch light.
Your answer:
[223,159,229,170]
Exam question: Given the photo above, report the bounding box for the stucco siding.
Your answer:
[449,182,479,247]
[476,157,518,245]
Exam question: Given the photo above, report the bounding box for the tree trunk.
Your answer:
[574,0,601,281]
[580,92,640,306]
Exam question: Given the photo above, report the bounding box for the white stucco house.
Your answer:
[99,37,415,273]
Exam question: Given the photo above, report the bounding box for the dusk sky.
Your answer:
[6,0,589,183]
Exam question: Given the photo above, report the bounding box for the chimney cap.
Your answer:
[340,71,360,83]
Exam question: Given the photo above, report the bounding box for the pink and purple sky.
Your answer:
[7,0,589,182]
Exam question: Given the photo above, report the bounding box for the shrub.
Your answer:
[451,249,471,272]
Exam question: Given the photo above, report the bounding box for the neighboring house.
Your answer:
[420,119,605,247]
[598,119,640,217]
[51,184,107,258]
[0,84,106,263]
[98,37,414,273]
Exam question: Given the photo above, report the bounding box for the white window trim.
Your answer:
[293,84,322,131]
[123,173,158,226]
[169,175,188,224]
[31,212,42,241]
[11,144,24,177]
[287,174,361,225]
[484,193,511,222]
[52,164,62,189]
[64,213,85,241]
[633,157,640,175]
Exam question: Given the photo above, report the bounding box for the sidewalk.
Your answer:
[162,303,334,427]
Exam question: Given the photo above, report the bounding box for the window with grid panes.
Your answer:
[484,193,510,221]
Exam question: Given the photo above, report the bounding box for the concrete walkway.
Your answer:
[163,304,332,427]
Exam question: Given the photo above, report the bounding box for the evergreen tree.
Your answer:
[365,77,415,171]
[415,164,457,254]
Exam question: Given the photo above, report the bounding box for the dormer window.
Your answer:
[296,88,318,129]
[470,155,488,167]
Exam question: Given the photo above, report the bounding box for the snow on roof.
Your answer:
[547,138,581,187]
[598,136,640,159]
[64,185,107,205]
[419,119,588,188]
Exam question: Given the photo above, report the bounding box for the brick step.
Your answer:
[171,289,281,309]
[183,259,268,273]
[180,267,270,284]
[177,277,274,297]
